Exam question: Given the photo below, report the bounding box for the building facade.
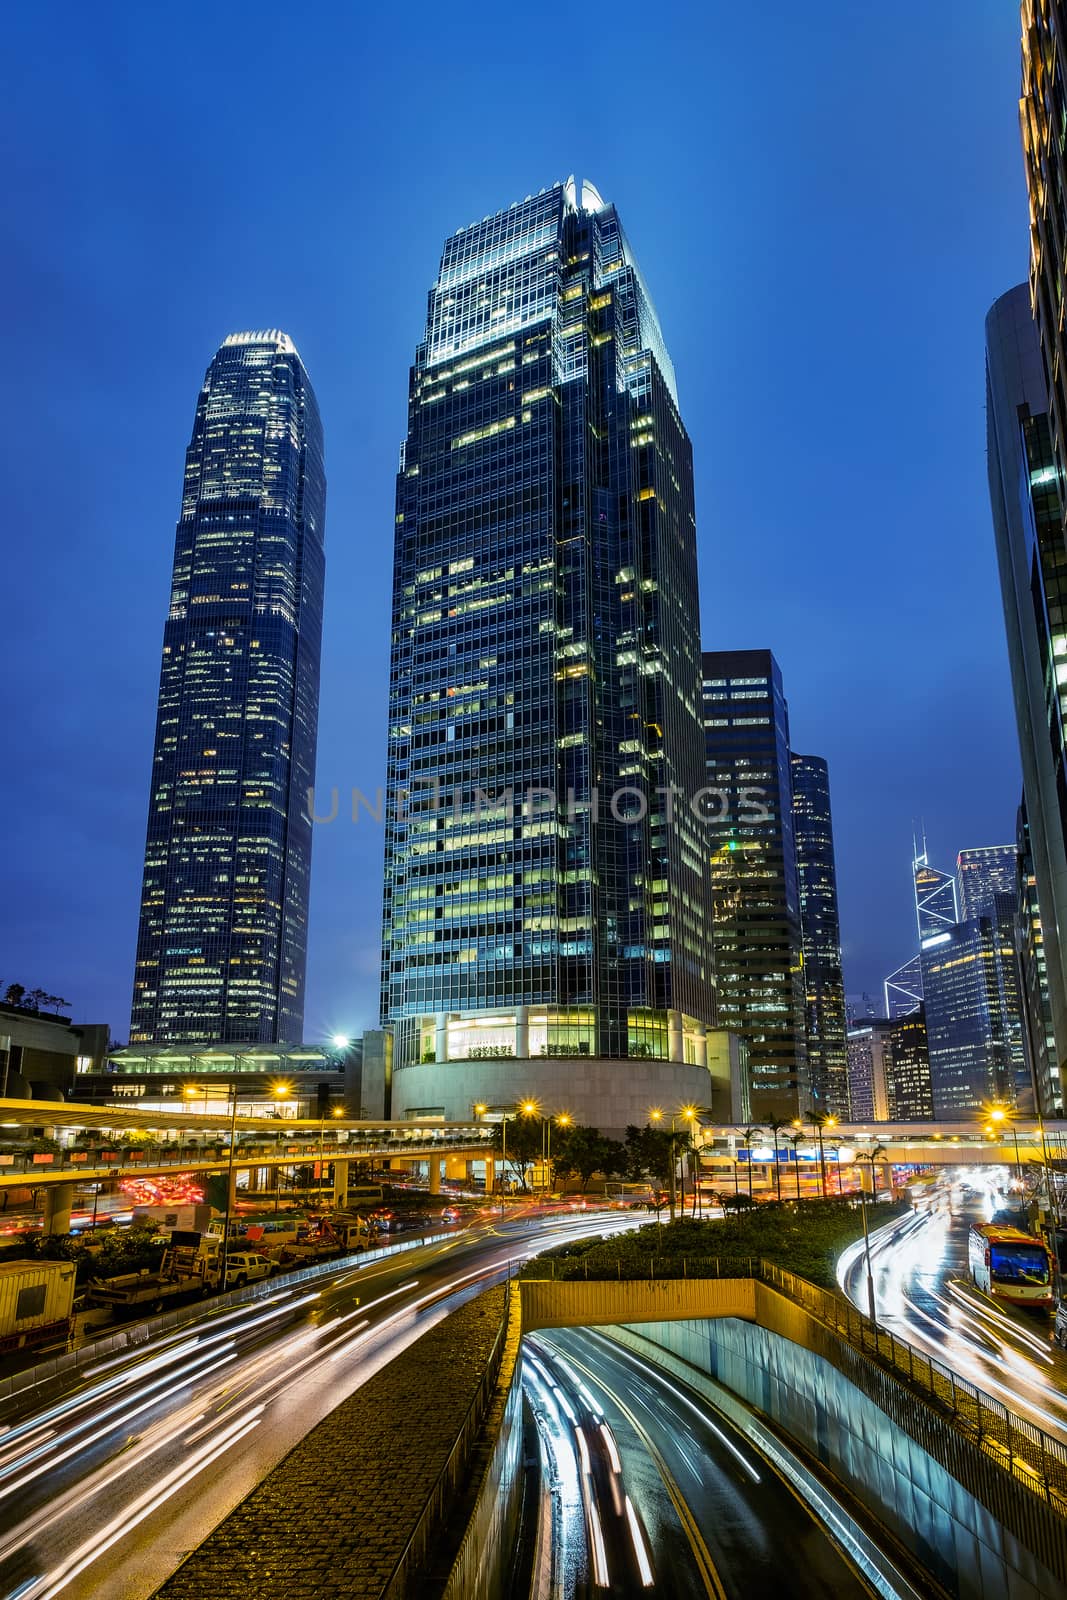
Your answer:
[884,954,923,1019]
[790,752,849,1118]
[920,918,1014,1116]
[887,1006,934,1121]
[131,332,325,1046]
[985,282,1067,1115]
[846,1021,893,1122]
[380,181,715,1119]
[956,846,1019,921]
[702,649,807,1120]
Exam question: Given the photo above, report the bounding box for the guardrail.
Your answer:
[759,1258,1067,1517]
[0,1228,460,1409]
[0,1129,493,1181]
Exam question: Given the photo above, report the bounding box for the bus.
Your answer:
[967,1223,1054,1307]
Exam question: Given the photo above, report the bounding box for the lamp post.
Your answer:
[650,1106,696,1220]
[855,1144,885,1329]
[808,1111,837,1197]
[550,1112,571,1199]
[985,1103,1022,1181]
[218,1078,241,1296]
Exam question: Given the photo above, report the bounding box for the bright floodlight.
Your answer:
[332,1034,350,1048]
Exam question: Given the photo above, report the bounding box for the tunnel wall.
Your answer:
[622,1310,1065,1600]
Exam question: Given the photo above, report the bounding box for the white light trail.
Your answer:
[624,1495,655,1588]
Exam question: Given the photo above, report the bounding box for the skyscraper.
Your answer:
[131,332,325,1045]
[985,281,1067,1115]
[921,918,1015,1116]
[702,649,807,1120]
[790,753,849,1118]
[884,954,923,1020]
[914,852,958,947]
[380,181,715,1112]
[956,846,1019,921]
[1022,2,1067,475]
[887,1006,934,1121]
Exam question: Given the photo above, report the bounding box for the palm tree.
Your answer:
[857,1142,887,1197]
[783,1131,805,1200]
[765,1118,790,1201]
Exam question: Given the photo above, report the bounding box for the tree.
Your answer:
[553,1124,626,1191]
[3,984,25,1008]
[624,1123,694,1222]
[783,1132,805,1200]
[490,1112,541,1192]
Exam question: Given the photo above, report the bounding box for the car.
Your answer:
[223,1252,277,1287]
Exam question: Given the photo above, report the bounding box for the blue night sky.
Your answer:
[0,1,1026,1038]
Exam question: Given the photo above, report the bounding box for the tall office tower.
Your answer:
[921,918,1017,1116]
[1022,2,1067,474]
[131,332,325,1045]
[790,753,849,1117]
[846,1012,933,1122]
[986,281,1067,1115]
[1017,802,1060,1111]
[703,650,807,1120]
[846,1021,893,1121]
[914,851,958,945]
[381,181,715,1098]
[884,955,923,1020]
[888,1006,934,1121]
[957,845,1020,921]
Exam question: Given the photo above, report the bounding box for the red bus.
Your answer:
[967,1223,1054,1307]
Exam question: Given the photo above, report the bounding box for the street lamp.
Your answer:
[807,1111,837,1197]
[550,1112,572,1198]
[854,1144,886,1329]
[649,1106,695,1220]
[218,1077,242,1295]
[984,1102,1022,1181]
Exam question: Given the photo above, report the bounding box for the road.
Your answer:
[838,1172,1067,1443]
[0,1209,637,1600]
[525,1326,894,1599]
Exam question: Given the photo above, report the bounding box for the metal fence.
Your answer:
[0,1229,460,1411]
[758,1259,1067,1518]
[528,1250,1067,1516]
[529,1253,761,1280]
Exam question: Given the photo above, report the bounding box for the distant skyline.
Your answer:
[0,2,1027,1038]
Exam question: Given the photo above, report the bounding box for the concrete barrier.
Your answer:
[439,1283,525,1600]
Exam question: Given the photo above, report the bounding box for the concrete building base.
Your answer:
[390,1056,717,1139]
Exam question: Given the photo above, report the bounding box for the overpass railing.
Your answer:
[525,1252,1067,1514]
[0,1129,492,1180]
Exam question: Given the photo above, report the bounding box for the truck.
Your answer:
[0,1260,76,1354]
[276,1214,372,1266]
[86,1232,216,1318]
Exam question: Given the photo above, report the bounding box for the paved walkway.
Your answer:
[152,1285,507,1600]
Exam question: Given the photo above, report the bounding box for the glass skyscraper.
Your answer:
[381,181,715,1076]
[790,753,849,1118]
[985,282,1067,1115]
[702,649,807,1120]
[956,845,1019,922]
[131,332,325,1046]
